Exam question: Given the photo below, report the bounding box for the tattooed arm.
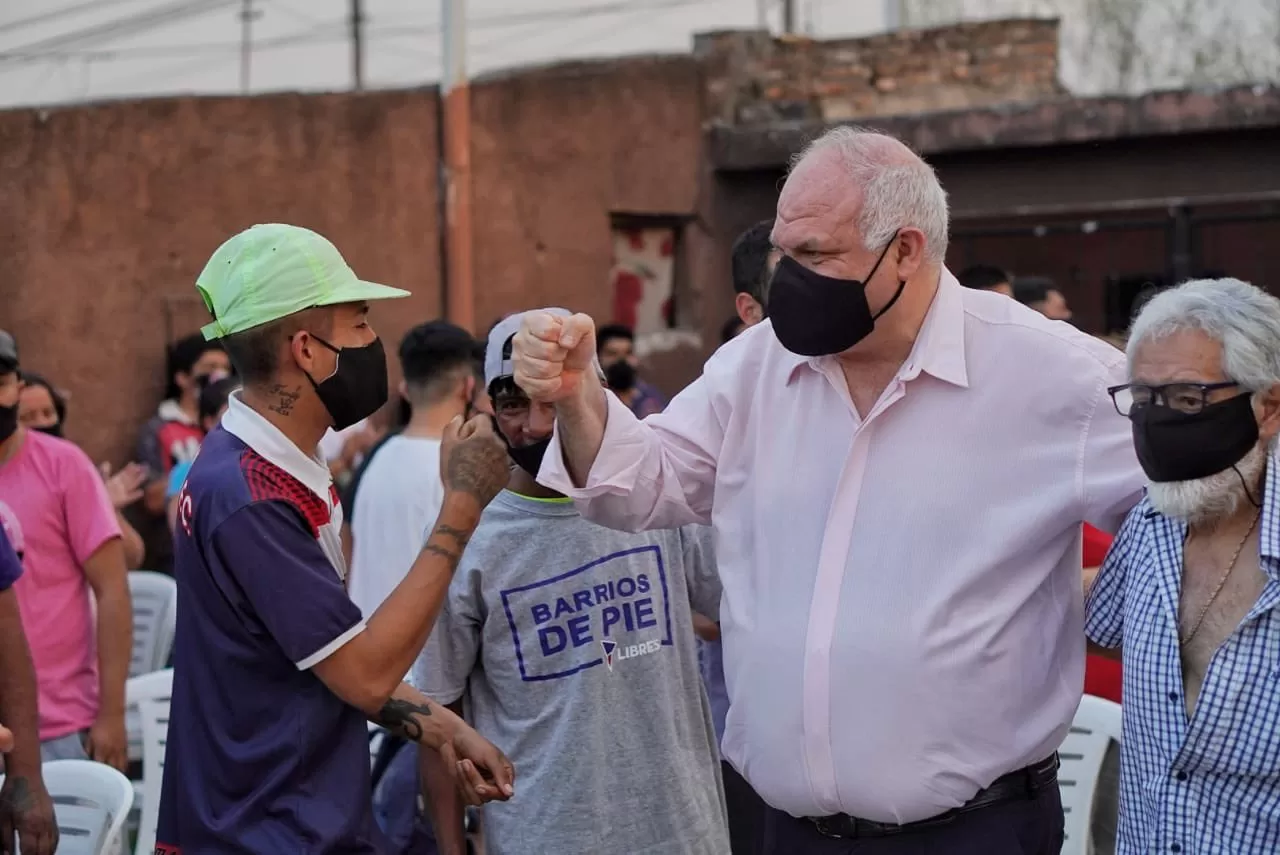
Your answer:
[313,415,510,714]
[375,686,515,805]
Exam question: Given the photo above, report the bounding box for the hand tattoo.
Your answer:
[267,383,302,416]
[376,698,433,742]
[445,437,510,505]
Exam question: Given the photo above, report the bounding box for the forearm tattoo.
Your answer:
[376,697,433,742]
[423,523,470,570]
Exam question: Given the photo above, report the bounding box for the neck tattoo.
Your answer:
[267,384,302,416]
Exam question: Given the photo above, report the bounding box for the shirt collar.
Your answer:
[1259,448,1280,566]
[158,398,197,426]
[782,267,969,388]
[221,391,334,503]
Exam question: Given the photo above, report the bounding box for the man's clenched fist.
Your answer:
[512,311,597,403]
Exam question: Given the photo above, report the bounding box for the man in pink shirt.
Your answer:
[0,330,131,770]
[513,129,1145,853]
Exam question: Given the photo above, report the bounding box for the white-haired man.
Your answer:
[1087,277,1280,854]
[511,126,1146,853]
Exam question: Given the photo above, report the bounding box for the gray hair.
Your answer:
[793,127,950,264]
[1127,277,1280,392]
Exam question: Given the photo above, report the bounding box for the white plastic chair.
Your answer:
[0,759,134,855]
[124,668,173,764]
[134,695,172,855]
[127,572,177,678]
[1058,694,1123,855]
[123,668,173,853]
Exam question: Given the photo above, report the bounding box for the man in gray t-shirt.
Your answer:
[413,310,729,855]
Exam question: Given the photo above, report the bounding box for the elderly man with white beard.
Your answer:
[1087,276,1280,855]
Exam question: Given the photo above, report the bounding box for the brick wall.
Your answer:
[0,19,1068,469]
[697,18,1064,126]
[0,57,703,467]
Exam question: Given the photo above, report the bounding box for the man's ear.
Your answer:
[397,379,408,401]
[1256,383,1280,445]
[894,228,927,281]
[735,293,763,326]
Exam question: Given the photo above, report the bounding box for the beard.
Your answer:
[1147,442,1269,526]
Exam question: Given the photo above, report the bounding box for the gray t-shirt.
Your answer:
[413,491,729,855]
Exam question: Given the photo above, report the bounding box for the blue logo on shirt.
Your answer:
[499,546,672,682]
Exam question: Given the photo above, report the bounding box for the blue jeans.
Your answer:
[372,737,439,855]
[40,730,89,762]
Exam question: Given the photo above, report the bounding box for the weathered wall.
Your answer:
[0,55,705,466]
[468,57,703,329]
[0,17,1072,468]
[696,18,1063,126]
[0,91,443,465]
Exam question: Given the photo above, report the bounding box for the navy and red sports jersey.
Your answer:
[157,394,386,854]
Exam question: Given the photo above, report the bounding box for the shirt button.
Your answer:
[1168,691,1179,701]
[1170,844,1182,853]
[1175,771,1188,782]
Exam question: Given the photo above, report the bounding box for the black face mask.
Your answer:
[1132,393,1259,483]
[489,414,550,477]
[34,423,63,438]
[767,237,904,357]
[604,360,637,392]
[508,436,551,478]
[305,335,389,431]
[0,403,16,443]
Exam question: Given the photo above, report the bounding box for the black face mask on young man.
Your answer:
[1131,392,1260,483]
[305,335,389,431]
[767,235,904,357]
[487,412,550,478]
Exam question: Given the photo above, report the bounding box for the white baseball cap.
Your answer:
[484,308,604,391]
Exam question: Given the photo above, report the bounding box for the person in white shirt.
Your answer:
[348,321,484,622]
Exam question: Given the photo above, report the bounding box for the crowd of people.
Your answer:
[1,124,1279,855]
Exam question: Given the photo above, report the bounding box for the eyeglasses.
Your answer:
[1107,381,1241,417]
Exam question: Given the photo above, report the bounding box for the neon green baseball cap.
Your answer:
[197,223,410,340]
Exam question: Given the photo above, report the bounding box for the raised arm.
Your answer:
[513,310,725,531]
[312,415,509,710]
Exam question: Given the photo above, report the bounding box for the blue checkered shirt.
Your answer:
[1085,456,1280,855]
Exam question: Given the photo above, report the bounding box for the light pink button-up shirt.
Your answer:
[540,270,1146,823]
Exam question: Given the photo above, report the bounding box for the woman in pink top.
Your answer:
[0,332,131,771]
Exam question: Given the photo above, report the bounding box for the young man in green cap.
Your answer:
[157,223,516,854]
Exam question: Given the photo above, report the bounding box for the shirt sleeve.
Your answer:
[136,419,164,480]
[1084,503,1143,649]
[59,444,122,564]
[539,355,732,532]
[679,525,722,621]
[410,562,483,704]
[212,501,365,670]
[1081,353,1146,534]
[0,526,22,592]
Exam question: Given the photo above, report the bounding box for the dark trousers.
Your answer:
[723,761,768,855]
[761,784,1064,855]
